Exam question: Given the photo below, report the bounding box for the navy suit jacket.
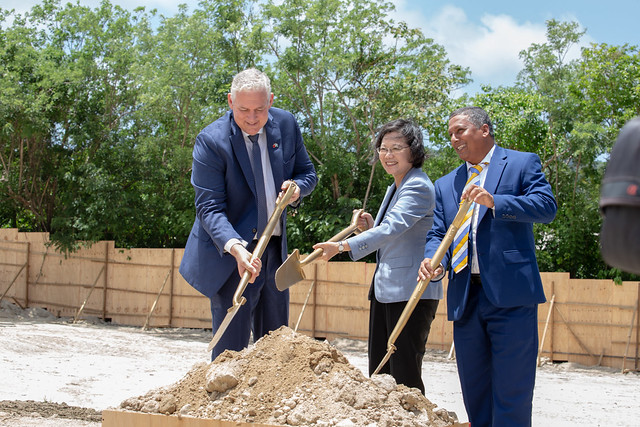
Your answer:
[424,145,557,321]
[179,108,317,298]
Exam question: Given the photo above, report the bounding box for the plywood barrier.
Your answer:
[101,410,470,426]
[1,229,638,370]
[102,410,280,427]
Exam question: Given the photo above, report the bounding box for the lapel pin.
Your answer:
[273,143,278,149]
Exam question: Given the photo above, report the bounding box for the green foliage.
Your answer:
[261,0,469,252]
[1,3,639,280]
[0,0,261,251]
[473,20,640,280]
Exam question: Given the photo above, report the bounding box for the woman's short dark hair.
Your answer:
[373,119,426,168]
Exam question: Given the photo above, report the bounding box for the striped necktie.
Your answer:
[451,162,489,273]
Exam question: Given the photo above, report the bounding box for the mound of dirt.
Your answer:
[0,300,57,321]
[0,400,102,423]
[120,326,458,426]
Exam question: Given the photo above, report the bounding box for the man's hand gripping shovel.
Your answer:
[372,198,472,375]
[275,209,364,291]
[207,182,298,352]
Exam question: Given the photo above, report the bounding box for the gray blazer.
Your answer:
[347,167,442,303]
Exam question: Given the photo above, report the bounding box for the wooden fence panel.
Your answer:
[0,229,637,370]
[169,249,212,329]
[564,279,612,366]
[0,241,29,305]
[428,276,453,351]
[290,260,370,340]
[107,246,173,326]
[611,281,640,371]
[26,241,107,318]
[539,273,568,361]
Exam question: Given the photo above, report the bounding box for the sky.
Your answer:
[4,0,640,95]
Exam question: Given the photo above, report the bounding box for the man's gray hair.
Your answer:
[230,68,271,101]
[450,106,495,138]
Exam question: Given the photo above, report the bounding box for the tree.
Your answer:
[122,0,262,248]
[31,0,151,250]
[0,3,65,233]
[572,43,640,132]
[7,5,637,280]
[474,20,640,279]
[1,0,263,251]
[261,0,469,253]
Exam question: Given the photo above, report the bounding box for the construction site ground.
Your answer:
[0,300,638,426]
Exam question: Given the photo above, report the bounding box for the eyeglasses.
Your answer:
[376,146,409,155]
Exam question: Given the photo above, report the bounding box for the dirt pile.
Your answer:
[0,299,57,321]
[120,326,458,426]
[0,400,102,423]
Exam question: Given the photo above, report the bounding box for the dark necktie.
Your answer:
[248,134,268,237]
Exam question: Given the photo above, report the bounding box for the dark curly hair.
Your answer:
[372,119,426,168]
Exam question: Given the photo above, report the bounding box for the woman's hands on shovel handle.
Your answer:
[312,240,351,261]
[357,211,374,232]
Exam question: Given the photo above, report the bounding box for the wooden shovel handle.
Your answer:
[299,209,364,267]
[232,182,298,305]
[373,198,472,374]
[389,199,471,339]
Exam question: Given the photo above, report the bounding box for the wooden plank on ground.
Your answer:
[102,409,470,427]
[102,410,280,427]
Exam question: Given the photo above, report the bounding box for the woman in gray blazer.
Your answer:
[314,119,441,394]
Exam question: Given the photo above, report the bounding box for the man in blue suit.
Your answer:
[180,68,317,359]
[418,106,557,426]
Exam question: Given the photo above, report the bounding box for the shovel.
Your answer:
[275,209,364,291]
[207,182,298,352]
[372,198,472,375]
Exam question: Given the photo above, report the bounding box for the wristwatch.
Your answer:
[338,241,345,253]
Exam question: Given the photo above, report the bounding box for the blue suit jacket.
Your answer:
[424,145,557,320]
[179,108,317,298]
[348,167,443,303]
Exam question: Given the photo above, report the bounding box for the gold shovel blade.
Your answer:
[207,297,246,352]
[275,209,364,291]
[275,249,306,291]
[372,343,396,375]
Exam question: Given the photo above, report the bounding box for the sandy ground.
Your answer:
[0,301,639,426]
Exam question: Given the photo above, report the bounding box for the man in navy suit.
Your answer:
[418,106,557,426]
[180,68,317,359]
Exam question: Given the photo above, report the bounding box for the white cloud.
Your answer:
[465,13,547,84]
[392,3,599,93]
[390,3,549,89]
